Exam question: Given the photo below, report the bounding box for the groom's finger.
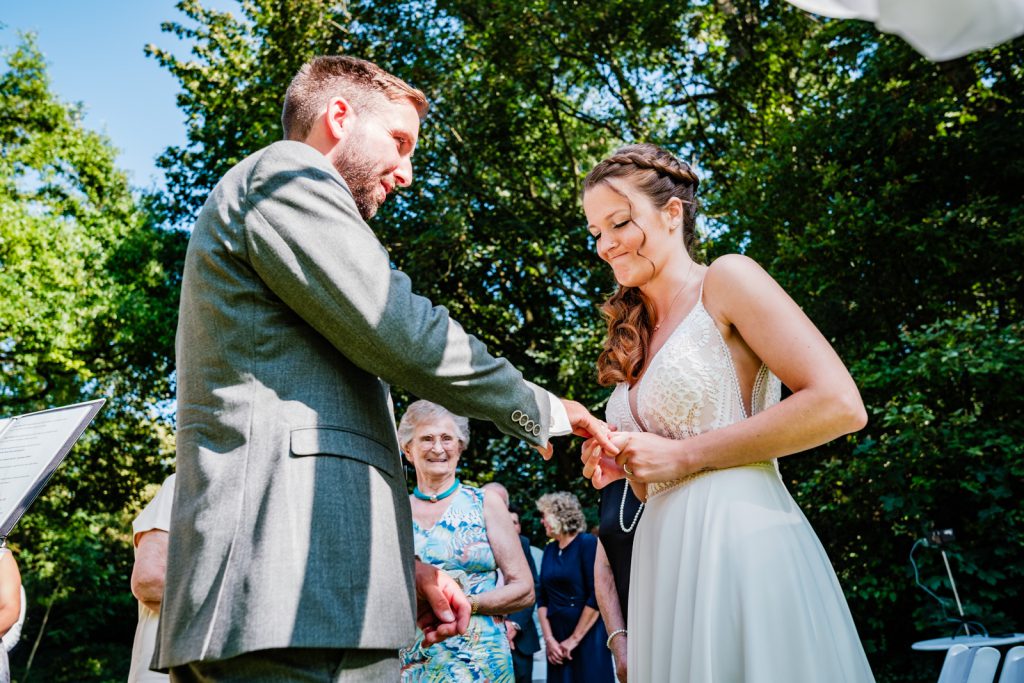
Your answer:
[419,623,442,646]
[419,583,455,625]
[532,442,554,460]
[426,620,461,645]
[563,400,620,455]
[573,417,620,456]
[438,576,472,635]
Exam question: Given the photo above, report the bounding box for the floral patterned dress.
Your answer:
[401,485,514,682]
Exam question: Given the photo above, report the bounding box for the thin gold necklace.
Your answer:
[653,261,695,332]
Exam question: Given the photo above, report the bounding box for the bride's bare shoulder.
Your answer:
[702,254,779,316]
[705,253,767,282]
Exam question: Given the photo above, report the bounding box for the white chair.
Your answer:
[939,645,977,683]
[998,646,1024,683]
[967,647,1001,683]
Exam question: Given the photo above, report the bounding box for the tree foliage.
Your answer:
[2,0,1021,678]
[1,36,181,682]
[148,3,1023,680]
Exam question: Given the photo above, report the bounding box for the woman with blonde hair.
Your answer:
[535,492,614,683]
[580,144,874,682]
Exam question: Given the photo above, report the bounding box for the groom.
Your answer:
[155,55,613,682]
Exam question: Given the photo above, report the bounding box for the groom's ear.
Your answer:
[324,95,355,141]
[302,96,356,153]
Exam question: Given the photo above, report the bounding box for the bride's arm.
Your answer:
[612,254,866,483]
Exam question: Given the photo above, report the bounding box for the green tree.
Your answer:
[1,36,181,682]
[691,16,1024,679]
[149,2,1024,680]
[146,0,708,503]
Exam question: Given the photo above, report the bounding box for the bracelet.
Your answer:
[469,594,480,615]
[606,628,627,649]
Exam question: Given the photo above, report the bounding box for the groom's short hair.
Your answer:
[281,55,429,141]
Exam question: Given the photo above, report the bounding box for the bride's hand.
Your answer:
[580,436,627,489]
[610,431,690,483]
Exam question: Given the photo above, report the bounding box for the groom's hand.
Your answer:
[414,560,471,646]
[557,399,620,458]
[532,399,619,460]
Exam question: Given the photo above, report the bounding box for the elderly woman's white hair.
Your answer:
[397,400,470,450]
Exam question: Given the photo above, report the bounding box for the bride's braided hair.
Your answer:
[583,144,701,387]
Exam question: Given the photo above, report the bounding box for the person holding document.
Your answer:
[0,547,22,683]
[0,401,102,683]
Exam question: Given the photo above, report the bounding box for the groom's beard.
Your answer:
[332,131,388,221]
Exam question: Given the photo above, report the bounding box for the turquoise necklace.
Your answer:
[413,478,460,503]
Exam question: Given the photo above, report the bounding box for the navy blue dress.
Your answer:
[538,533,615,683]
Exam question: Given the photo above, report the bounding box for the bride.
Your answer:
[579,144,875,682]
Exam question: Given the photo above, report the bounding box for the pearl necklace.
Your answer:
[618,481,644,533]
[413,479,461,503]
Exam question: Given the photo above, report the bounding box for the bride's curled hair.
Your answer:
[583,143,701,387]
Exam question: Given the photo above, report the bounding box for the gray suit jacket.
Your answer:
[155,141,552,669]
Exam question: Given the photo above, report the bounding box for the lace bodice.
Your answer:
[605,299,782,497]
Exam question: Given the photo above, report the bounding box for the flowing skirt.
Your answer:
[628,462,875,682]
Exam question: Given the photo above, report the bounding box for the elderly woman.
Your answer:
[398,400,534,682]
[536,492,614,683]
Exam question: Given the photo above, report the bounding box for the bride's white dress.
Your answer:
[606,295,875,682]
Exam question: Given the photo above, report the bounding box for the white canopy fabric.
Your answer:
[785,0,1024,61]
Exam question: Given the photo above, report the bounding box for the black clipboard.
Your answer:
[0,398,106,539]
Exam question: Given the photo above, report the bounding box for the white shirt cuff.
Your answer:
[547,392,572,437]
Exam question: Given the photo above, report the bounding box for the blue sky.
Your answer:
[1,0,235,191]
